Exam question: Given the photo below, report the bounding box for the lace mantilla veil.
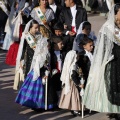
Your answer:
[61,50,77,95]
[29,36,48,81]
[16,20,33,71]
[83,5,120,112]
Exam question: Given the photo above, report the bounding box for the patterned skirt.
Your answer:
[15,70,55,109]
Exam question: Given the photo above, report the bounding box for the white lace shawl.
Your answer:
[29,36,48,81]
[83,5,120,105]
[61,50,77,95]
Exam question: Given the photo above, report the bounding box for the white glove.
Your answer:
[45,70,50,76]
[52,69,58,76]
[42,78,46,85]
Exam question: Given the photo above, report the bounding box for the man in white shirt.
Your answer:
[59,0,87,52]
[48,0,63,23]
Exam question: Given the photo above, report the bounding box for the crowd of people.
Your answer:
[1,0,120,119]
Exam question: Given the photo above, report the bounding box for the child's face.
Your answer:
[55,30,63,36]
[82,25,91,36]
[30,24,39,35]
[54,41,64,50]
[15,3,19,10]
[83,41,94,52]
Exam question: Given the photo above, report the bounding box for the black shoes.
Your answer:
[71,110,81,116]
[107,113,120,120]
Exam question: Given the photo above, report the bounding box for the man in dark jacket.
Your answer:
[59,0,87,52]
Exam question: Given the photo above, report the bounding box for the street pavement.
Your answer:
[0,14,110,120]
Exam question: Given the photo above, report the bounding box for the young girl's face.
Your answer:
[30,24,39,35]
[82,25,91,36]
[54,41,64,50]
[83,41,94,52]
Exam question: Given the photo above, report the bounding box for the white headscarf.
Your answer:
[76,21,97,41]
[15,20,33,72]
[76,21,87,36]
[61,50,77,95]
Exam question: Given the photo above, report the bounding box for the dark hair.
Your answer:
[51,36,63,44]
[14,1,18,9]
[82,21,91,30]
[114,3,120,15]
[29,20,39,31]
[75,33,88,43]
[39,0,50,8]
[53,22,64,31]
[50,36,63,50]
[79,37,93,49]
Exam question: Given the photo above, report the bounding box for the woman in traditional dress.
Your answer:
[30,0,54,38]
[83,4,120,118]
[5,0,31,66]
[2,1,18,50]
[15,28,58,110]
[13,20,40,90]
[59,50,84,116]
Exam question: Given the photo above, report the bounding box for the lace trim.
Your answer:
[114,34,120,43]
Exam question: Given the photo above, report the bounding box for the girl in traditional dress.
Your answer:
[20,20,40,78]
[13,20,40,90]
[30,0,54,38]
[2,1,18,50]
[59,50,84,116]
[78,38,94,87]
[83,4,120,119]
[15,33,57,110]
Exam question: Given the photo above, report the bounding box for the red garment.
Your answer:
[5,42,19,66]
[71,26,76,34]
[56,62,60,73]
[5,25,23,66]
